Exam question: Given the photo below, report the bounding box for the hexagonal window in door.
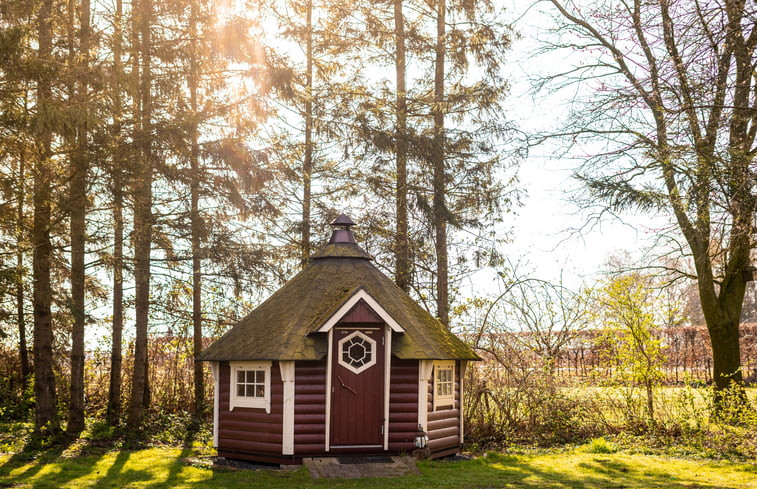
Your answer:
[337,331,377,374]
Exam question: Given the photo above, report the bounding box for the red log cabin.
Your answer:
[197,214,480,465]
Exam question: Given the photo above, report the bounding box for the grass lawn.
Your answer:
[1,444,755,489]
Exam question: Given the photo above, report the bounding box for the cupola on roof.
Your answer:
[328,213,358,244]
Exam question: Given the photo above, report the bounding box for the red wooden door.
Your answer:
[330,325,385,447]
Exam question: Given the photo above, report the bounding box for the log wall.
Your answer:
[427,360,461,457]
[294,359,327,454]
[217,357,441,461]
[217,361,283,456]
[388,359,419,452]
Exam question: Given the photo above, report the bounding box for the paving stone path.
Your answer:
[303,456,421,479]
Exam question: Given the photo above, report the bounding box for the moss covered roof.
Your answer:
[197,241,479,362]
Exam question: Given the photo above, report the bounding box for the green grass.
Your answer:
[1,445,756,488]
[552,385,757,425]
[558,386,757,402]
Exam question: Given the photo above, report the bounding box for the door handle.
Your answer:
[336,375,357,395]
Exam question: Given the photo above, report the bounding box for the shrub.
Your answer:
[583,437,619,454]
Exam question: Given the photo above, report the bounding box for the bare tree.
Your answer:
[539,0,756,401]
[500,279,589,376]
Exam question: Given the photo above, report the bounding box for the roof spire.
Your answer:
[328,213,357,244]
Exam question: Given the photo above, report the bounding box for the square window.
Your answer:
[433,361,455,411]
[230,361,271,413]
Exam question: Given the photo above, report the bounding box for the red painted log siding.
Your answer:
[427,360,460,455]
[388,359,419,452]
[294,359,327,454]
[218,361,283,455]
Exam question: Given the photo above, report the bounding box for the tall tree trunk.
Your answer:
[394,0,409,292]
[705,304,745,388]
[107,0,125,426]
[17,149,29,389]
[68,0,91,435]
[127,0,154,429]
[702,0,754,399]
[189,1,205,418]
[108,176,124,424]
[432,0,448,327]
[33,0,57,434]
[301,0,313,266]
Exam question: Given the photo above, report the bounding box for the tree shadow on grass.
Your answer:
[0,432,79,482]
[0,428,157,489]
[408,454,749,489]
[3,450,748,489]
[152,421,200,487]
[89,449,154,489]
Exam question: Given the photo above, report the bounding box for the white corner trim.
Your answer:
[280,361,296,455]
[383,325,391,450]
[229,361,272,413]
[459,360,466,444]
[324,329,333,452]
[418,360,433,433]
[211,362,220,448]
[317,288,404,333]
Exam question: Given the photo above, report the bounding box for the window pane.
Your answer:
[237,385,245,397]
[255,385,265,398]
[246,385,255,397]
[237,371,245,383]
[255,370,264,383]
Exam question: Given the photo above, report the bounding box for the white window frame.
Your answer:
[433,360,455,411]
[229,361,272,413]
[337,330,377,374]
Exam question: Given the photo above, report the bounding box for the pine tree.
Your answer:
[67,0,92,435]
[106,0,126,427]
[32,0,58,433]
[347,0,515,320]
[261,0,362,267]
[431,0,448,326]
[127,0,154,429]
[394,0,410,292]
[0,13,34,388]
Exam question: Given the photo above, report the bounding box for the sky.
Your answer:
[465,0,669,296]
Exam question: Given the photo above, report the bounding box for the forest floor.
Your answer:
[1,434,755,489]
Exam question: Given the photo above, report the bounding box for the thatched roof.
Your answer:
[197,235,479,362]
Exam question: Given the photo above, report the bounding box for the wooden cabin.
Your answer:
[197,214,480,465]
